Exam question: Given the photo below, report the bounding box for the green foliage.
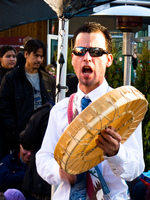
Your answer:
[105,45,123,88]
[133,45,150,171]
[106,44,150,170]
[144,121,150,170]
[134,45,150,95]
[134,64,146,94]
[67,47,74,74]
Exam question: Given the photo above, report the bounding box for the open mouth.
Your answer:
[82,66,93,75]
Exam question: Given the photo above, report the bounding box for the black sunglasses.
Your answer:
[72,47,108,57]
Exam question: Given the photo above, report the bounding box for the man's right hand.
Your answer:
[59,168,77,185]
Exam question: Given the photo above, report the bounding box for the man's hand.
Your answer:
[96,126,122,156]
[59,168,77,185]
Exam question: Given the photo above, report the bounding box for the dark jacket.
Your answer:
[0,65,12,86]
[0,65,54,151]
[23,152,51,197]
[0,150,27,192]
[39,66,56,105]
[20,102,52,151]
[16,50,26,68]
[21,102,52,196]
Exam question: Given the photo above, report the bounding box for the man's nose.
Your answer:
[37,56,43,62]
[83,51,92,62]
[27,151,32,156]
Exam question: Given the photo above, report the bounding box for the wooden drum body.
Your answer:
[54,86,148,175]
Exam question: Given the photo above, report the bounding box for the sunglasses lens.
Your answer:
[89,48,103,57]
[73,47,85,56]
[72,47,107,57]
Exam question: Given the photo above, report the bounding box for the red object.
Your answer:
[0,36,25,52]
[140,178,150,189]
[86,171,95,200]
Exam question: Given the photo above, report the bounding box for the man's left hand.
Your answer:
[96,126,122,156]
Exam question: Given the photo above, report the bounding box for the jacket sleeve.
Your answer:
[20,103,51,150]
[0,73,17,130]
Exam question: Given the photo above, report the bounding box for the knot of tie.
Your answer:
[81,97,91,111]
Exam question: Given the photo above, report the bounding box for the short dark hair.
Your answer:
[0,45,16,57]
[24,39,46,56]
[72,22,112,53]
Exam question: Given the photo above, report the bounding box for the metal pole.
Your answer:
[52,18,69,199]
[122,32,134,85]
[55,18,69,103]
[123,56,132,85]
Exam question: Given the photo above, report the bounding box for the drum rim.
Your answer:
[54,86,148,174]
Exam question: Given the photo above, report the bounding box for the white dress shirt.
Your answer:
[36,79,145,200]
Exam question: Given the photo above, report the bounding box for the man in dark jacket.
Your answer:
[20,102,52,200]
[0,39,55,157]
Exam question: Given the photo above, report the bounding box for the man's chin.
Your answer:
[81,79,93,87]
[33,65,40,69]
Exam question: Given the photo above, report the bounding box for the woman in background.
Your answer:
[0,45,17,85]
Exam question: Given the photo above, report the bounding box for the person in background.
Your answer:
[36,22,145,200]
[16,36,33,68]
[0,141,32,193]
[45,63,56,78]
[20,102,52,200]
[132,48,138,71]
[0,45,17,85]
[132,48,138,79]
[66,74,78,97]
[0,45,17,160]
[0,39,54,158]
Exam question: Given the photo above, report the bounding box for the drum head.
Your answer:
[54,86,148,175]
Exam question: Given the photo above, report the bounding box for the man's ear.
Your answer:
[24,51,28,59]
[106,54,113,68]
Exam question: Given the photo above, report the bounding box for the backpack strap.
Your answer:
[67,93,76,124]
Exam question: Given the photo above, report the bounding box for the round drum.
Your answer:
[54,86,148,175]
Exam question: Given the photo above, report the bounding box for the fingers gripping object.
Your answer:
[54,86,148,175]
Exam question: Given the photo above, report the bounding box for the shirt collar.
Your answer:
[76,79,109,112]
[78,78,109,102]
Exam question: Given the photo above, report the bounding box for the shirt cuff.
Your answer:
[103,143,126,176]
[51,162,62,185]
